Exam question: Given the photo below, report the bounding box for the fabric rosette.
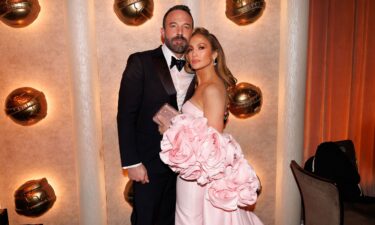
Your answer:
[196,127,231,185]
[160,114,232,183]
[206,158,260,211]
[160,114,206,177]
[160,113,260,210]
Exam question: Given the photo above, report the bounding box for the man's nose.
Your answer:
[176,26,182,35]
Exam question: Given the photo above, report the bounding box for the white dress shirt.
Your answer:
[161,44,195,110]
[123,45,194,169]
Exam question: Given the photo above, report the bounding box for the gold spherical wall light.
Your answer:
[0,0,41,28]
[5,87,47,126]
[226,0,266,25]
[14,178,56,217]
[228,82,262,119]
[114,0,153,26]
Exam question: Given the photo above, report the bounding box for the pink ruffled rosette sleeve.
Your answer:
[206,158,260,211]
[159,113,260,210]
[159,114,207,180]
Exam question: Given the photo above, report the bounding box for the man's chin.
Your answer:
[170,46,187,54]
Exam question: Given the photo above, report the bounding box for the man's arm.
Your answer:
[117,53,149,183]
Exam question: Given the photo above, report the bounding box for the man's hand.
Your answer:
[127,164,149,184]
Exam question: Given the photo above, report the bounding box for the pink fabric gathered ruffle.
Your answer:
[160,114,260,211]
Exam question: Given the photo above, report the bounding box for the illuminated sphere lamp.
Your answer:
[0,0,41,28]
[226,0,266,25]
[114,0,153,26]
[5,87,47,126]
[14,178,56,217]
[228,82,262,119]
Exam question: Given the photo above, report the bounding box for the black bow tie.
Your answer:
[170,56,186,72]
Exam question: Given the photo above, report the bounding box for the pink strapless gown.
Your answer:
[170,101,264,225]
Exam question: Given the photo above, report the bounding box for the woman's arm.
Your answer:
[202,84,226,133]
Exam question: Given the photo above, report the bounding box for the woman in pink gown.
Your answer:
[159,28,263,225]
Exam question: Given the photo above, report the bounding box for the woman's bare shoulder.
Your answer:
[202,81,226,98]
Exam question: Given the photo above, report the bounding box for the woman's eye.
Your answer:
[198,46,205,50]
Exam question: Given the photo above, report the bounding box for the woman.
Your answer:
[159,28,263,225]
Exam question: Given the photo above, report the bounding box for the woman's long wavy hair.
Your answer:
[185,27,237,89]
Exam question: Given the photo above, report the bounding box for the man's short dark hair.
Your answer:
[162,5,194,28]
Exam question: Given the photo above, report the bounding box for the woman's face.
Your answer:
[186,34,217,71]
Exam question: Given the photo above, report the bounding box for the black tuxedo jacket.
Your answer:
[117,46,195,173]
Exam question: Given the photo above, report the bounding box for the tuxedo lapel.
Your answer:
[184,75,196,103]
[152,47,178,108]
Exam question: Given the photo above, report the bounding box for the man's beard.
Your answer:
[165,35,189,54]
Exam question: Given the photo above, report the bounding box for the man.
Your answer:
[117,5,195,225]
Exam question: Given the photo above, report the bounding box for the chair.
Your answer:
[305,139,375,202]
[290,160,375,225]
[291,160,342,225]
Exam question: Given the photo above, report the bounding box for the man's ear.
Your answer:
[160,28,165,43]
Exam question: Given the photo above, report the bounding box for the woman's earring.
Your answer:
[213,58,218,66]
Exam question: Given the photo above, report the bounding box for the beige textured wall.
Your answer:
[0,0,280,225]
[0,0,79,224]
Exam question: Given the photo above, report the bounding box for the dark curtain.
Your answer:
[304,0,375,196]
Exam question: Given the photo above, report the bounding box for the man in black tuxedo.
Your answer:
[117,5,195,225]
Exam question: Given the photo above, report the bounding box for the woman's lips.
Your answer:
[191,59,199,65]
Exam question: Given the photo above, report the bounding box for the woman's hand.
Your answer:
[156,114,171,134]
